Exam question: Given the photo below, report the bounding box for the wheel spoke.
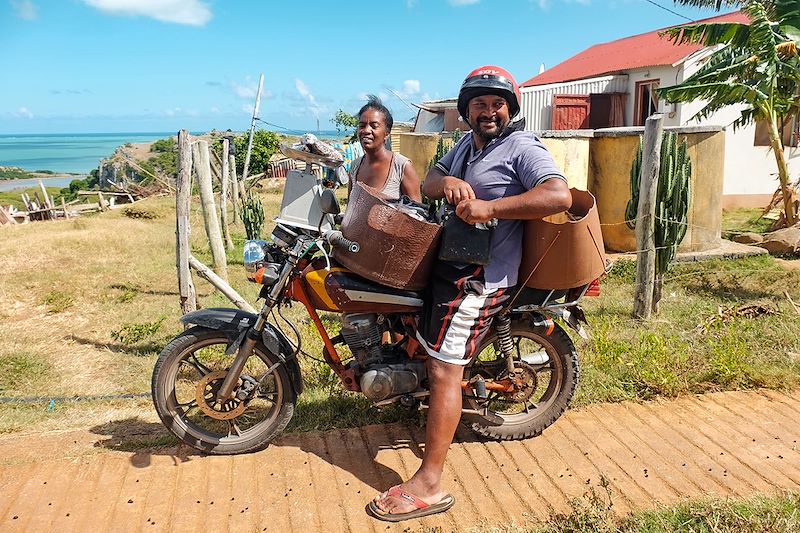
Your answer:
[182,354,213,377]
[176,399,198,412]
[227,420,242,437]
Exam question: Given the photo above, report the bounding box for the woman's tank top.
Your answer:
[348,152,411,200]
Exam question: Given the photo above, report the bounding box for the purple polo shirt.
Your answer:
[435,124,566,289]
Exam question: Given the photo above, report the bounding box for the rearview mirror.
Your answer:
[319,188,340,215]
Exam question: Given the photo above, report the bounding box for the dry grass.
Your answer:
[3,187,800,437]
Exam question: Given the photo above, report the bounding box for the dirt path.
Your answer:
[1,389,798,532]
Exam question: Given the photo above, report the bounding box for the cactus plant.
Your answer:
[241,192,265,240]
[626,131,691,272]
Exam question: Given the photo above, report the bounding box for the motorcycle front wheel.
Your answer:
[152,326,296,455]
[463,318,578,440]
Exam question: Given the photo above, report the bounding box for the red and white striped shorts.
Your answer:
[416,262,512,366]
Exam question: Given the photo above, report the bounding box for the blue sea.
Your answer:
[0,130,346,176]
[0,132,176,174]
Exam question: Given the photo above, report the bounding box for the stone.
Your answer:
[758,227,800,256]
[733,232,764,245]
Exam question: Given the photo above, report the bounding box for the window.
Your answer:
[634,80,660,126]
[753,114,799,147]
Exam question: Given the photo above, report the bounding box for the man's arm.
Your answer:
[422,166,477,204]
[455,177,572,225]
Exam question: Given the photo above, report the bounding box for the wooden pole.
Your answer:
[97,191,109,212]
[176,130,197,314]
[230,153,243,224]
[632,114,664,320]
[192,139,228,280]
[189,255,255,313]
[241,73,264,185]
[220,138,234,250]
[38,180,52,209]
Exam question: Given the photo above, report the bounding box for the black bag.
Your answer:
[437,203,495,265]
[436,151,496,265]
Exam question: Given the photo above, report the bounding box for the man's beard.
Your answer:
[473,117,506,143]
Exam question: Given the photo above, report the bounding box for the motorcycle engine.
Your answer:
[340,313,384,367]
[340,313,423,402]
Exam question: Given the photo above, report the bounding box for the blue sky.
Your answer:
[1,0,726,134]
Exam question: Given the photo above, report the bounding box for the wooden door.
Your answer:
[552,94,590,130]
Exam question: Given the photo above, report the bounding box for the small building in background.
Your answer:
[517,11,799,209]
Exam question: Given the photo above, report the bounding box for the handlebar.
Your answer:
[323,230,359,253]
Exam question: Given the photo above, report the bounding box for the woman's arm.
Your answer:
[400,161,422,202]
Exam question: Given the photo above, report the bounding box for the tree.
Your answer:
[228,130,281,176]
[331,109,358,141]
[661,0,800,226]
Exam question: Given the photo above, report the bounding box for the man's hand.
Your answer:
[455,199,495,224]
[441,176,476,205]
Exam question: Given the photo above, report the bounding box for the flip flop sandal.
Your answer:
[367,485,455,522]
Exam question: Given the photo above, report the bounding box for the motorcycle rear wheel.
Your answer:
[152,326,295,455]
[463,319,578,440]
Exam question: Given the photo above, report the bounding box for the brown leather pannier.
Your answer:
[336,182,441,290]
[519,188,606,290]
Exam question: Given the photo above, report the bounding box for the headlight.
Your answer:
[243,240,281,286]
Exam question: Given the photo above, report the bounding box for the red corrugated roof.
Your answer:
[521,11,750,87]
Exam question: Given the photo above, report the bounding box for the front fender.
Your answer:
[180,308,304,395]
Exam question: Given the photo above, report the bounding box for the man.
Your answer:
[369,66,572,521]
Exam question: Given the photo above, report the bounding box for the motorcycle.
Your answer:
[151,145,600,455]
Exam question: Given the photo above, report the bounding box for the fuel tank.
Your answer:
[301,262,423,314]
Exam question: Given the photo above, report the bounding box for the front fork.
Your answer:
[215,239,305,403]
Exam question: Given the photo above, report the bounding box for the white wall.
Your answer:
[624,66,683,127]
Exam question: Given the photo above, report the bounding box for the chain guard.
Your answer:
[195,370,247,420]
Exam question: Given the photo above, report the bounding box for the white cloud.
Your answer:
[11,0,37,19]
[534,0,590,9]
[405,0,418,7]
[231,80,258,99]
[449,0,479,5]
[80,0,212,26]
[402,79,420,95]
[295,79,316,104]
[295,78,329,117]
[15,107,34,118]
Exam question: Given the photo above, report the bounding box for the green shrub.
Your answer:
[111,317,166,345]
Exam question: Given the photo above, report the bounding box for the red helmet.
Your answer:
[457,65,521,120]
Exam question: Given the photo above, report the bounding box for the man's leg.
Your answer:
[372,357,463,513]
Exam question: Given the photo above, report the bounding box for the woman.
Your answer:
[348,95,421,202]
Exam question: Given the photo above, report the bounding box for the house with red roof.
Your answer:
[518,11,799,209]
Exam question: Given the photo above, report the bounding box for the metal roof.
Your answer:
[521,11,749,88]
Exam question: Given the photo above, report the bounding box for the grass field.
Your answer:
[1,197,798,436]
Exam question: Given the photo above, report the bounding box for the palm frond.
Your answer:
[661,21,751,47]
[775,0,800,40]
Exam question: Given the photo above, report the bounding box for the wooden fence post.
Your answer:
[632,114,664,320]
[176,130,197,314]
[188,255,255,313]
[230,154,243,223]
[220,138,234,250]
[241,73,264,184]
[192,139,228,280]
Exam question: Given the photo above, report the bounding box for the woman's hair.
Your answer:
[357,94,393,132]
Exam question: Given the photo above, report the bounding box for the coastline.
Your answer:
[0,174,83,192]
